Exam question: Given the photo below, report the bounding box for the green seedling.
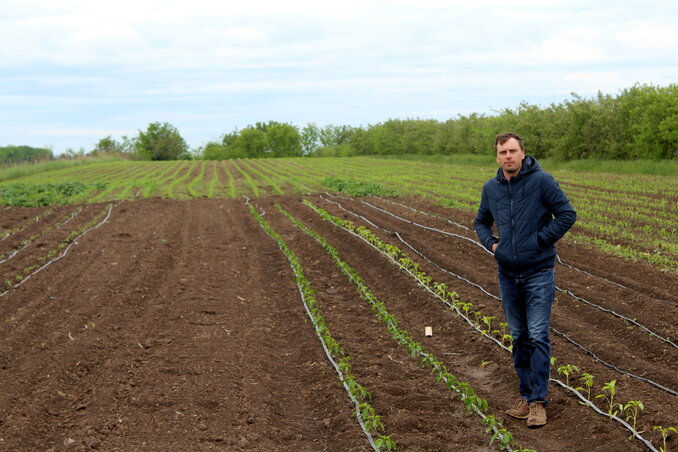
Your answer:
[502,334,514,350]
[360,403,385,433]
[575,372,595,402]
[653,426,677,452]
[375,435,397,451]
[481,315,496,334]
[457,301,472,317]
[482,415,513,450]
[622,400,644,436]
[433,282,447,297]
[595,379,620,417]
[557,364,579,387]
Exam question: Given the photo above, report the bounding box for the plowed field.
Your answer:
[0,195,676,451]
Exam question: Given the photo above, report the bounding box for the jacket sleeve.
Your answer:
[537,174,576,247]
[474,185,497,252]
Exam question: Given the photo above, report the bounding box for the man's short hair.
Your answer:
[494,132,524,151]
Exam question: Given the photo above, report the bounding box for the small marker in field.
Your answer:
[425,326,433,337]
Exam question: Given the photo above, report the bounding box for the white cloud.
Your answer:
[0,0,676,152]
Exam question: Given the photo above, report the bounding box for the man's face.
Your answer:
[496,138,525,176]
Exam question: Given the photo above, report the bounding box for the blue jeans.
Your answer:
[498,268,554,405]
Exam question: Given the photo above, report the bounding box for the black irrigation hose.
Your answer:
[557,286,678,349]
[374,197,469,230]
[296,201,517,451]
[549,379,658,452]
[319,195,678,397]
[335,195,678,350]
[555,255,676,307]
[552,328,678,396]
[555,255,627,289]
[361,199,491,253]
[309,200,659,452]
[370,196,675,306]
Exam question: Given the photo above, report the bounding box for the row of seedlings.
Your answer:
[336,195,678,396]
[276,202,528,452]
[346,195,678,448]
[356,196,677,349]
[0,206,83,265]
[1,202,119,298]
[301,199,665,451]
[247,203,396,451]
[1,206,58,241]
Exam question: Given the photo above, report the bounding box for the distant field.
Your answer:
[1,157,676,273]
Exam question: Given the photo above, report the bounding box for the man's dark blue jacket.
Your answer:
[474,155,576,277]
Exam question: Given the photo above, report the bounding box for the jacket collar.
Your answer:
[495,155,541,183]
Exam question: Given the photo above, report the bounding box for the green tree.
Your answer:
[135,122,189,160]
[201,142,229,160]
[0,145,53,164]
[301,123,320,155]
[265,122,302,157]
[232,127,267,158]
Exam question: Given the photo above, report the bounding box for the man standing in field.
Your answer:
[474,132,576,428]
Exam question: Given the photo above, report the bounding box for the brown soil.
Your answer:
[0,196,676,451]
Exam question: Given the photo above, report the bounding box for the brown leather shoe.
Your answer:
[527,401,547,428]
[506,398,530,419]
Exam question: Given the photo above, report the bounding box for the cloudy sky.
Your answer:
[1,0,676,154]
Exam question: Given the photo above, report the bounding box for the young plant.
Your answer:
[595,379,620,417]
[653,426,677,452]
[557,364,580,387]
[375,435,397,451]
[480,315,496,334]
[622,401,644,435]
[575,372,595,402]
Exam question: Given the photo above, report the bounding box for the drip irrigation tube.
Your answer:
[374,196,470,230]
[305,200,663,451]
[549,378,659,452]
[0,206,83,265]
[366,196,674,305]
[248,202,379,451]
[558,286,678,349]
[327,194,678,350]
[296,275,380,452]
[552,328,677,396]
[287,202,517,451]
[319,196,678,396]
[1,207,57,241]
[555,255,675,307]
[361,199,491,254]
[1,202,119,299]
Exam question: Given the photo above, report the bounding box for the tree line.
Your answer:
[201,83,677,160]
[5,83,676,163]
[0,146,53,165]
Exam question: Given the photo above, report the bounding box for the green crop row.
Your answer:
[247,203,396,451]
[279,202,526,451]
[301,199,663,451]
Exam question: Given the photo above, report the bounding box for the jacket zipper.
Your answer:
[508,179,517,266]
